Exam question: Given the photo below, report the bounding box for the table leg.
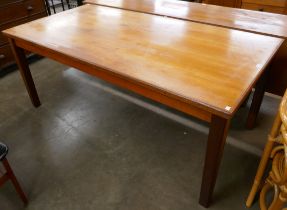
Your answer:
[246,69,268,129]
[199,115,230,207]
[9,38,41,107]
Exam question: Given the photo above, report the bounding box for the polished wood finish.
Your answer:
[84,0,287,38]
[0,158,28,205]
[3,5,283,118]
[0,0,46,25]
[84,0,287,128]
[202,0,242,7]
[0,0,46,71]
[200,115,230,207]
[242,0,287,7]
[241,2,286,13]
[246,89,287,208]
[203,0,287,13]
[3,5,283,207]
[0,12,47,46]
[9,39,40,107]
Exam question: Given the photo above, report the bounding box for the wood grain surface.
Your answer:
[83,0,287,98]
[84,0,287,38]
[3,4,283,118]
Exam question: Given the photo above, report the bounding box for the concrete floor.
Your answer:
[0,58,281,210]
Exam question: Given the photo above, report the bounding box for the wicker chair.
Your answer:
[0,142,28,205]
[246,90,287,209]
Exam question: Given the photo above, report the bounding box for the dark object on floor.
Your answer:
[0,142,28,205]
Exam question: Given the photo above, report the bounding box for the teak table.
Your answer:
[84,0,287,129]
[3,4,283,208]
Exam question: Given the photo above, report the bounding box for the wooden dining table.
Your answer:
[84,0,287,129]
[2,4,283,208]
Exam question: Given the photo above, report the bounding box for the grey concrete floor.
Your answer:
[0,58,280,210]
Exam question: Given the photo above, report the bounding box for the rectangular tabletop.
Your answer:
[3,4,283,120]
[2,4,284,207]
[82,0,287,128]
[84,0,287,38]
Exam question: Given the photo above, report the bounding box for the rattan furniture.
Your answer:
[246,89,287,209]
